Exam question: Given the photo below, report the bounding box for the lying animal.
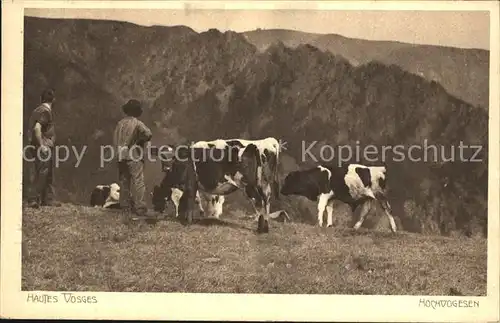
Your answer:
[90,183,121,209]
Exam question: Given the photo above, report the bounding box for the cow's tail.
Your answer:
[272,153,281,201]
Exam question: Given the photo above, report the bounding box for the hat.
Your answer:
[122,99,142,117]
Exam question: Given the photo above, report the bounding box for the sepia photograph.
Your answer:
[1,0,499,321]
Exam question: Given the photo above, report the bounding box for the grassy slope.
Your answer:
[22,204,486,295]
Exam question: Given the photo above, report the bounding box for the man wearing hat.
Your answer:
[113,99,153,220]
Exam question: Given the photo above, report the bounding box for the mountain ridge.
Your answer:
[242,28,489,109]
[243,27,488,50]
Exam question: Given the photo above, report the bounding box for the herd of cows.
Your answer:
[90,137,398,234]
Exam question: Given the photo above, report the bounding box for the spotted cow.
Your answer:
[280,163,397,232]
[152,138,284,233]
[153,138,282,219]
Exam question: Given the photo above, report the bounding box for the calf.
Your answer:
[90,183,121,209]
[151,144,209,217]
[152,182,207,217]
[280,163,397,232]
[153,143,276,233]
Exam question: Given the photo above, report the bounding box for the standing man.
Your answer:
[113,99,153,220]
[26,88,62,208]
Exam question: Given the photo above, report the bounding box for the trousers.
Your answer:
[118,160,147,215]
[26,147,55,204]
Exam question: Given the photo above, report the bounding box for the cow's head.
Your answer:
[109,183,120,202]
[369,166,388,194]
[157,145,175,172]
[99,186,111,199]
[151,185,167,212]
[280,170,306,196]
[280,168,324,201]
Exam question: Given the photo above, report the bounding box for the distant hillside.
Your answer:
[242,29,489,109]
[23,17,488,237]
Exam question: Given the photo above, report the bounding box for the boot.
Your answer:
[131,209,157,222]
[27,200,40,209]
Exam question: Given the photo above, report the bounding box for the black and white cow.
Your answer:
[280,163,397,232]
[90,183,121,209]
[153,137,282,220]
[152,139,283,233]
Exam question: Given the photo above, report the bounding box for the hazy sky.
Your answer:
[25,8,490,50]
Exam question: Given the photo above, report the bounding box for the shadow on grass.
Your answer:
[192,217,254,232]
[154,214,254,232]
[334,227,401,239]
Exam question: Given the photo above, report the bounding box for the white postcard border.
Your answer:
[1,1,499,321]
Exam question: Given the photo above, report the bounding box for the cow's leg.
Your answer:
[378,197,397,233]
[195,191,206,216]
[243,186,260,220]
[353,199,372,230]
[326,199,335,227]
[170,188,183,218]
[204,194,215,218]
[213,195,225,219]
[258,183,273,231]
[249,185,270,234]
[251,199,260,221]
[257,184,272,231]
[265,184,272,216]
[178,189,196,225]
[202,194,216,218]
[317,193,330,227]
